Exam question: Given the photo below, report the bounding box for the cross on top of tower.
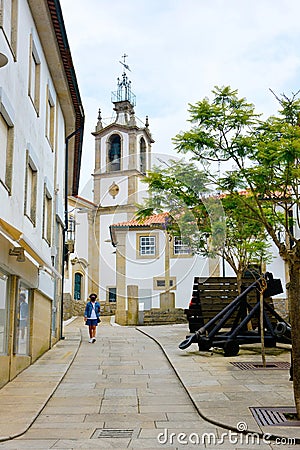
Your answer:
[119,53,131,72]
[112,53,136,106]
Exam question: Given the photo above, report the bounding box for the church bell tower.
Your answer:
[92,55,154,209]
[90,56,154,302]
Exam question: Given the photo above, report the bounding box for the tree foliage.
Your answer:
[137,157,272,290]
[172,85,300,417]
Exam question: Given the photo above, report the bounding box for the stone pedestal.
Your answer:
[160,292,175,311]
[127,285,138,325]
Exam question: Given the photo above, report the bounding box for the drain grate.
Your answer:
[250,407,287,426]
[91,428,134,439]
[231,361,290,370]
[250,406,299,427]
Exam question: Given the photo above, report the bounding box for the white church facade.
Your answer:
[64,65,211,323]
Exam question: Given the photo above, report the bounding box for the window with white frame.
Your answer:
[139,235,156,256]
[0,109,14,192]
[173,236,191,255]
[0,0,18,56]
[43,184,52,244]
[0,113,8,183]
[153,277,176,290]
[46,86,55,148]
[67,214,75,242]
[24,151,37,225]
[108,287,116,302]
[74,272,82,300]
[28,36,41,113]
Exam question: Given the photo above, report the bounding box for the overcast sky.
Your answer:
[60,0,300,195]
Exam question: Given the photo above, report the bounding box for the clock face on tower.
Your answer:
[108,182,120,199]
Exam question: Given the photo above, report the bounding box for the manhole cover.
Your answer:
[231,361,290,370]
[250,407,299,427]
[91,428,134,439]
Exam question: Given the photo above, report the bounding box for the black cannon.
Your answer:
[179,272,291,356]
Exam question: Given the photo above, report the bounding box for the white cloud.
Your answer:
[60,0,300,191]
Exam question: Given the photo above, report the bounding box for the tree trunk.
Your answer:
[236,271,243,295]
[260,290,266,367]
[288,258,300,419]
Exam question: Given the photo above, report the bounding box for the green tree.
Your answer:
[137,159,272,293]
[173,85,300,417]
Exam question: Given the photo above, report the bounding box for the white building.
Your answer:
[0,0,84,386]
[109,212,209,324]
[66,65,288,326]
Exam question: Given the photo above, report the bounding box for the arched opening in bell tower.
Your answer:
[140,137,146,173]
[108,134,121,171]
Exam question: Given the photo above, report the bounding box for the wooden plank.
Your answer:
[197,284,238,290]
[186,277,275,329]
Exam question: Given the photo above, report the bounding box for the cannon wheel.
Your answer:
[223,340,240,357]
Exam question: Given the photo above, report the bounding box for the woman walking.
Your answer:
[84,293,101,343]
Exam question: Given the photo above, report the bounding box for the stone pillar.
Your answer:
[160,230,174,311]
[209,256,220,277]
[160,292,175,311]
[115,230,127,325]
[128,174,138,204]
[147,143,151,173]
[208,235,220,276]
[88,210,99,295]
[128,132,137,170]
[127,285,138,325]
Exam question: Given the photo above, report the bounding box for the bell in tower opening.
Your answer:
[108,134,121,171]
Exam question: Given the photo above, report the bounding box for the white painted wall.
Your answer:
[99,213,127,300]
[100,175,129,207]
[0,1,70,297]
[73,212,89,262]
[122,229,211,309]
[116,227,289,310]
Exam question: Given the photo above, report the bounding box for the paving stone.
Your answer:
[35,413,86,423]
[0,319,296,449]
[104,388,137,397]
[0,440,58,449]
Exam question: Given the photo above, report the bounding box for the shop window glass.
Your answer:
[15,285,30,355]
[0,270,9,353]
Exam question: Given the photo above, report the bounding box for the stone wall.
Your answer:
[143,308,188,326]
[63,295,116,320]
[63,293,289,326]
[102,301,117,315]
[63,294,86,320]
[273,298,289,322]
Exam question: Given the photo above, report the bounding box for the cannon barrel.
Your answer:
[274,322,291,340]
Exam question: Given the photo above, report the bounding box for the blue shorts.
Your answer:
[85,319,98,326]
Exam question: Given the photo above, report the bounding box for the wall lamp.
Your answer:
[0,53,8,68]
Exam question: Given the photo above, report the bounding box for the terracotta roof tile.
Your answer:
[112,212,169,228]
